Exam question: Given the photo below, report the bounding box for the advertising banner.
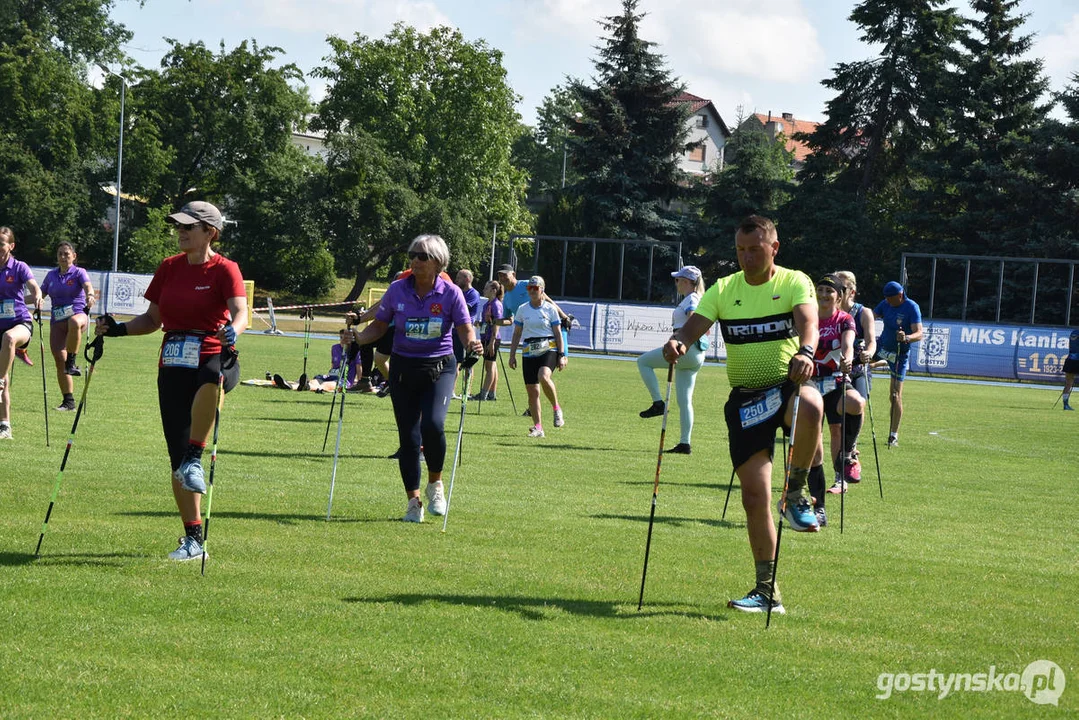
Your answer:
[910,320,1075,382]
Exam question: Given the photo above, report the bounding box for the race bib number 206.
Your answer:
[162,335,202,368]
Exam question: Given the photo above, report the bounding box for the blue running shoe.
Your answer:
[178,458,206,494]
[728,588,785,615]
[777,496,819,532]
[168,536,206,561]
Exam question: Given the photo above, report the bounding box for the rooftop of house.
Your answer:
[752,112,819,163]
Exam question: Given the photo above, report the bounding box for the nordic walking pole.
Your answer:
[1052,389,1064,410]
[497,346,518,415]
[35,335,104,555]
[767,393,801,628]
[297,307,312,390]
[637,362,675,611]
[443,353,479,532]
[721,467,736,521]
[838,373,846,535]
[322,324,353,452]
[35,309,49,447]
[326,341,356,519]
[201,349,231,576]
[865,371,884,499]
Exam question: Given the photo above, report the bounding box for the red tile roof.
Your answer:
[672,91,710,114]
[752,113,819,162]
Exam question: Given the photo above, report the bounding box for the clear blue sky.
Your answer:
[109,0,1078,126]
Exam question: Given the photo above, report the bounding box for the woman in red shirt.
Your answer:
[97,201,247,561]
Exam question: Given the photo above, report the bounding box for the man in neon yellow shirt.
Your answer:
[665,215,824,615]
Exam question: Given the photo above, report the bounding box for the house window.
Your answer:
[688,143,706,163]
[695,114,709,128]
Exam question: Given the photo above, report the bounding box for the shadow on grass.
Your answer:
[493,441,642,453]
[0,551,143,567]
[592,513,745,530]
[618,479,733,491]
[343,593,727,622]
[217,449,388,461]
[115,509,380,526]
[251,416,335,425]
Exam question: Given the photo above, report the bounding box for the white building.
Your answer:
[291,124,328,159]
[673,92,731,175]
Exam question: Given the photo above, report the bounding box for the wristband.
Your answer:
[557,352,566,358]
[796,345,814,359]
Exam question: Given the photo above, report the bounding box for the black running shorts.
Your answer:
[724,381,799,471]
[157,352,240,472]
[522,350,557,385]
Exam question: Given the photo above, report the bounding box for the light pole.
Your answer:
[99,66,126,272]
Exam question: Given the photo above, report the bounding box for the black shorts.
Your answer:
[522,351,557,384]
[375,328,394,356]
[483,337,501,362]
[2,321,33,349]
[1064,356,1079,374]
[724,381,798,471]
[157,352,240,472]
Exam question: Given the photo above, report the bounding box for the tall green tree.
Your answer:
[783,0,959,286]
[0,0,128,264]
[512,84,583,197]
[909,0,1053,259]
[115,40,332,294]
[313,23,530,298]
[696,124,794,277]
[564,0,689,241]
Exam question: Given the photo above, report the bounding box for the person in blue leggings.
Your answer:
[636,265,707,454]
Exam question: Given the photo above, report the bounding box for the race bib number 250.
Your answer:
[738,386,783,429]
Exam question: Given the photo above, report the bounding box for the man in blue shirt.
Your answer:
[874,281,923,447]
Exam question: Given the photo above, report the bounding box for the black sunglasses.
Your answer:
[408,251,431,261]
[175,222,200,231]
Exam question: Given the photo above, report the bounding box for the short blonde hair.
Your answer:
[833,270,857,294]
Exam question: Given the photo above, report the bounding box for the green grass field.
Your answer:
[1,331,1075,718]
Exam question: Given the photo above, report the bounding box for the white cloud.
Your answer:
[515,0,825,83]
[248,0,455,37]
[1036,13,1079,84]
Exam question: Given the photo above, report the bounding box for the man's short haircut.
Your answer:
[737,215,777,242]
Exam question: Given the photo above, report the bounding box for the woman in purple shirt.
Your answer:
[350,234,483,523]
[471,279,504,402]
[0,226,44,439]
[41,241,97,411]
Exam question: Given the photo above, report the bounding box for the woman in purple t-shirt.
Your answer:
[349,234,483,524]
[470,280,504,402]
[0,226,44,439]
[41,241,97,411]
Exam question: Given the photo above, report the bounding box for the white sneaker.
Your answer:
[553,408,565,427]
[527,425,545,438]
[0,423,11,440]
[425,481,447,516]
[403,497,424,523]
[168,536,206,561]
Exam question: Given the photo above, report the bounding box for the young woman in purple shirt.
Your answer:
[41,241,97,410]
[349,234,483,523]
[0,227,44,439]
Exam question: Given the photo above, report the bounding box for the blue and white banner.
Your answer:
[910,320,1074,382]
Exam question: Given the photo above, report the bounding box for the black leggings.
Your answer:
[388,354,456,493]
[157,354,239,471]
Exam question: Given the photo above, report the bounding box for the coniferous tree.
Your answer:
[783,0,960,288]
[911,0,1053,259]
[566,0,689,241]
